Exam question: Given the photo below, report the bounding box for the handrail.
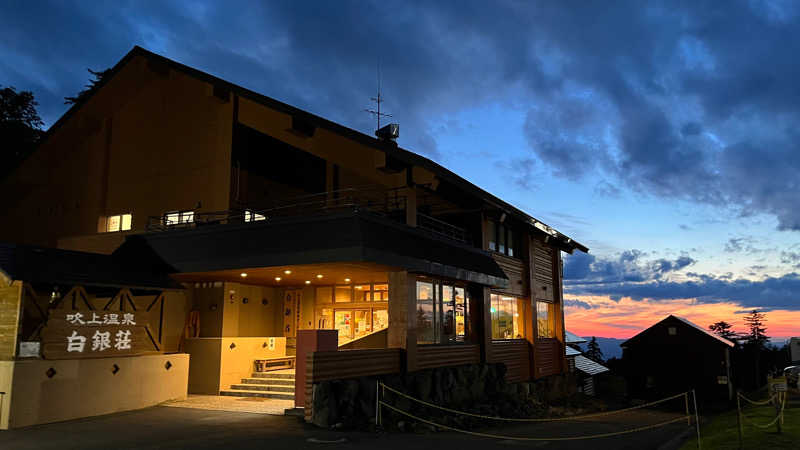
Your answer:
[145,186,471,245]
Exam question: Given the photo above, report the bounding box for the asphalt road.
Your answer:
[0,406,692,450]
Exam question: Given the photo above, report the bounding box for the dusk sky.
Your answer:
[2,1,798,341]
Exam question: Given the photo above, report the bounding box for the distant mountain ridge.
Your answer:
[577,336,626,360]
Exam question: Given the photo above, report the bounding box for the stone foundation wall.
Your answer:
[311,362,577,429]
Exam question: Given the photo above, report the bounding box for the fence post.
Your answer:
[736,390,743,449]
[685,392,691,426]
[692,389,701,450]
[375,380,380,428]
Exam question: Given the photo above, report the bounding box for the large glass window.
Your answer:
[537,301,555,338]
[416,279,469,344]
[335,310,352,345]
[354,285,371,301]
[455,287,467,341]
[441,285,455,342]
[373,283,389,302]
[416,281,436,344]
[373,309,388,332]
[354,310,372,339]
[491,294,526,339]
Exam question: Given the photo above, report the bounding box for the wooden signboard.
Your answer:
[41,310,160,359]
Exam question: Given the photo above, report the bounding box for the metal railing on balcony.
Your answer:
[146,186,470,245]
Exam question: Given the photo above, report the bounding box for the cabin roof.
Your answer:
[620,314,735,348]
[565,330,587,344]
[34,46,588,255]
[574,355,610,376]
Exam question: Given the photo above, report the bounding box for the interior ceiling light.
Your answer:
[316,274,323,279]
[305,280,311,284]
[344,278,351,283]
[275,277,281,281]
[284,270,292,275]
[240,273,248,278]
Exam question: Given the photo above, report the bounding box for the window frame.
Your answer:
[103,213,133,233]
[164,210,195,226]
[487,219,518,257]
[415,277,470,345]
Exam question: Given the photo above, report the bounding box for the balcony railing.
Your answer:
[145,187,471,245]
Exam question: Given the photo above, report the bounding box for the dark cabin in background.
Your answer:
[621,315,734,404]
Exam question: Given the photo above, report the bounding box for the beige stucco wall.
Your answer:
[219,337,286,390]
[1,353,188,429]
[184,337,286,394]
[184,338,222,395]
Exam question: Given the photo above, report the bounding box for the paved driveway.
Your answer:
[0,406,691,450]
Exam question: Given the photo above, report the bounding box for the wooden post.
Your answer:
[388,271,417,372]
[736,390,743,449]
[480,286,492,363]
[685,392,691,426]
[693,389,701,450]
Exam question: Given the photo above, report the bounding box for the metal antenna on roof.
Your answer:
[364,61,392,132]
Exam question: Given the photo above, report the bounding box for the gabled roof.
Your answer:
[565,330,587,344]
[34,46,587,255]
[566,346,582,356]
[621,314,735,348]
[575,355,610,376]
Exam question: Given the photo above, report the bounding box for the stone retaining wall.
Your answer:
[311,362,577,430]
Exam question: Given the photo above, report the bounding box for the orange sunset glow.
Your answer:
[565,295,800,341]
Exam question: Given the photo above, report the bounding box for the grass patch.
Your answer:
[681,399,798,449]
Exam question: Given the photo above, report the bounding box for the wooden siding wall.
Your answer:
[489,340,531,383]
[304,348,402,421]
[492,254,527,297]
[417,344,480,370]
[534,339,561,377]
[532,243,555,302]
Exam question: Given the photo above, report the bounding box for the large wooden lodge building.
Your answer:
[0,46,587,428]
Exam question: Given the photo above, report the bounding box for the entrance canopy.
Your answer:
[114,210,508,287]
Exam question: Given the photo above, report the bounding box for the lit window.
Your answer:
[492,294,526,340]
[165,210,194,226]
[416,279,469,344]
[244,209,266,222]
[537,301,555,338]
[105,213,132,232]
[107,215,120,232]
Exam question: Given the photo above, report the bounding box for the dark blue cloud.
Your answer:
[564,250,695,283]
[564,251,800,311]
[2,1,800,229]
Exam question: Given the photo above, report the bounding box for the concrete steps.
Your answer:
[220,370,296,400]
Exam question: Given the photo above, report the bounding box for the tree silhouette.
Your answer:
[743,310,769,348]
[708,321,739,342]
[585,336,604,362]
[1,85,44,178]
[64,68,111,105]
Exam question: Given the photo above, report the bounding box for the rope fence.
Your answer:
[376,382,699,443]
[737,391,786,431]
